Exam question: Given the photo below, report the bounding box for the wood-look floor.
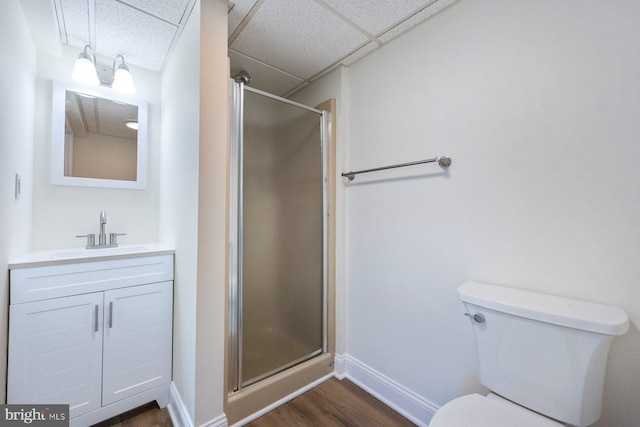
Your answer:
[92,402,172,427]
[245,378,416,427]
[93,378,416,426]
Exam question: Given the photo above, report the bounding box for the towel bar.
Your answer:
[342,156,451,181]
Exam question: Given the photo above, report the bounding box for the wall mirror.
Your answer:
[51,80,148,189]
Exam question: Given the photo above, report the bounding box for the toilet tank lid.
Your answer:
[458,282,629,336]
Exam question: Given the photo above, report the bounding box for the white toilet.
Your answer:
[430,281,629,427]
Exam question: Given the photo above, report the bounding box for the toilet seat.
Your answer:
[430,393,564,427]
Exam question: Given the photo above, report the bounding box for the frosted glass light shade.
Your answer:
[112,65,136,94]
[72,54,99,86]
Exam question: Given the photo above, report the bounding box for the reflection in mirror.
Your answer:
[52,80,148,189]
[64,91,138,181]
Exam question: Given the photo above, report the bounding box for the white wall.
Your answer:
[160,0,201,421]
[341,1,640,426]
[160,0,229,425]
[31,46,161,250]
[0,0,37,404]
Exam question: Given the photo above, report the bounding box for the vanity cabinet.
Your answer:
[8,253,174,427]
[9,292,105,417]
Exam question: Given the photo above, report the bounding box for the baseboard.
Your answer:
[169,382,229,427]
[168,382,193,427]
[334,353,347,379]
[199,413,229,427]
[168,356,437,427]
[336,353,438,427]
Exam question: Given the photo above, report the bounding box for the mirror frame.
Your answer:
[51,80,148,190]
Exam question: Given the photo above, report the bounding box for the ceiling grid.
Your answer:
[46,0,457,96]
[228,0,458,95]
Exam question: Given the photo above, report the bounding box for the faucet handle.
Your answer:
[76,234,96,248]
[109,233,126,246]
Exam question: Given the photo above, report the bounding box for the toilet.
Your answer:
[430,281,629,427]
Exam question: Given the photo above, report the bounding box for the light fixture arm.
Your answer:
[112,55,127,76]
[80,45,96,64]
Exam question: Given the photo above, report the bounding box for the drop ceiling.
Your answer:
[229,0,457,96]
[22,0,457,97]
[50,0,197,72]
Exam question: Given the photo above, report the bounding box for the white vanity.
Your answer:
[8,245,174,427]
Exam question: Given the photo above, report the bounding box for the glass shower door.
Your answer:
[229,83,327,391]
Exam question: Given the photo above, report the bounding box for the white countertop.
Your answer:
[9,243,175,269]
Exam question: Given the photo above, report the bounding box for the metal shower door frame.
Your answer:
[228,80,329,394]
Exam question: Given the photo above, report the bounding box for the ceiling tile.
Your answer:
[120,0,191,25]
[228,0,261,37]
[230,0,368,79]
[319,0,428,36]
[95,0,177,71]
[378,0,457,43]
[229,49,304,96]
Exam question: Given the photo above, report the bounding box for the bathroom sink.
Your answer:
[51,245,150,260]
[8,243,174,269]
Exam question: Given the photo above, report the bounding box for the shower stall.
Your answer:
[227,76,334,422]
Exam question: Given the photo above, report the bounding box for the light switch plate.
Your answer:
[15,173,21,200]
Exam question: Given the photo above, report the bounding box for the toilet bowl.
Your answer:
[430,281,629,427]
[430,393,563,427]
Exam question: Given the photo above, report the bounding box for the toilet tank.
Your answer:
[458,282,628,427]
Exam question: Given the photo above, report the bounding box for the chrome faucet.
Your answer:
[99,211,107,246]
[76,211,126,249]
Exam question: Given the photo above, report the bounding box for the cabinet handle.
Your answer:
[109,302,113,328]
[94,305,99,332]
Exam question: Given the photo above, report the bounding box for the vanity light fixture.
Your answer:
[72,45,100,86]
[72,47,136,95]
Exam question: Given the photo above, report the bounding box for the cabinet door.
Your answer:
[8,293,103,419]
[102,281,173,405]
